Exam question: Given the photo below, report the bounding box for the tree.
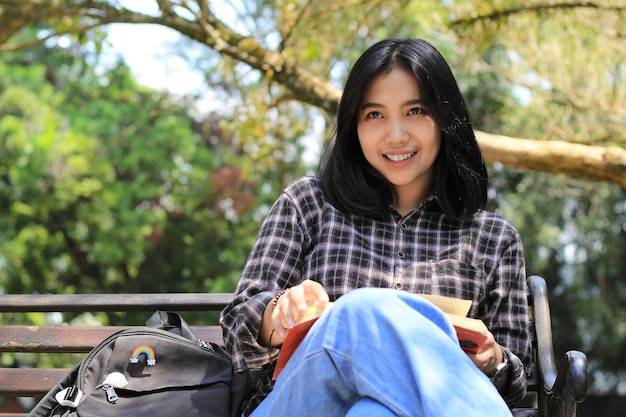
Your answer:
[0,0,625,187]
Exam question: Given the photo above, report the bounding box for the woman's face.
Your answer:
[357,68,441,208]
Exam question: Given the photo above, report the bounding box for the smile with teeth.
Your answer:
[384,152,416,162]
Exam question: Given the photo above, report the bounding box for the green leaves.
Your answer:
[0,45,254,303]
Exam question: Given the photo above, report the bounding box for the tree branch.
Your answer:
[477,131,626,188]
[164,4,342,112]
[0,22,105,52]
[450,1,626,27]
[279,0,314,52]
[156,0,176,16]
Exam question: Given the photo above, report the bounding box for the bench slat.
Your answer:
[0,326,224,353]
[0,364,539,398]
[0,293,231,313]
[0,368,71,396]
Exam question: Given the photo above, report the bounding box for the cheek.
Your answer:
[357,122,384,143]
[357,140,373,165]
[421,123,441,155]
[357,126,375,155]
[356,123,367,143]
[432,133,442,156]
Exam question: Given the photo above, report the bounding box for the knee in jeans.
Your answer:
[332,287,399,317]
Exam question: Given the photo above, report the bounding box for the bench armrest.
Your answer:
[547,350,588,416]
[528,275,588,417]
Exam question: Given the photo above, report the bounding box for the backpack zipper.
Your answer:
[103,384,119,403]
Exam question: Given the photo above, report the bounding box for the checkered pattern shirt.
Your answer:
[220,176,531,410]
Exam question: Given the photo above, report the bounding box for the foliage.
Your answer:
[449,1,626,147]
[488,169,626,393]
[0,44,258,318]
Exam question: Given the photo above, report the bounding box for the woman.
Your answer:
[220,38,530,417]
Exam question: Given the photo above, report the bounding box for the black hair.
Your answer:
[318,38,487,220]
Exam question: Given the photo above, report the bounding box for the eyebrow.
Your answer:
[360,98,426,110]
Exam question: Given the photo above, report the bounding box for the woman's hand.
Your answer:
[271,280,329,340]
[466,332,503,376]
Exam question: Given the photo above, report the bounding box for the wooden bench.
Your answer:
[0,275,587,417]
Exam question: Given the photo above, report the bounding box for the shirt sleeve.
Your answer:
[481,226,531,407]
[220,189,308,371]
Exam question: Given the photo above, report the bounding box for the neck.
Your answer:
[393,182,433,216]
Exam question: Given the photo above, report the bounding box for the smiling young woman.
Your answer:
[221,38,529,417]
[356,68,441,215]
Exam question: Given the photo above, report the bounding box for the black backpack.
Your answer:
[28,311,249,417]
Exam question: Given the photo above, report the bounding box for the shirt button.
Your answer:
[400,222,408,230]
[395,282,403,289]
[398,251,405,259]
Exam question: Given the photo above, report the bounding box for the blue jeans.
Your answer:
[251,288,512,417]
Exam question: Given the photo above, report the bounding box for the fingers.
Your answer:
[271,280,329,339]
[466,332,503,375]
[482,355,496,371]
[290,279,330,310]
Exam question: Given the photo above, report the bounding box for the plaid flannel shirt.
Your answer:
[220,176,531,411]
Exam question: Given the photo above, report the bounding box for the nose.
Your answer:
[386,118,409,144]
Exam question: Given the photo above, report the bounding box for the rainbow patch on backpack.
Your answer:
[130,345,156,366]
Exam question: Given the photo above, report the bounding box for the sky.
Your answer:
[105,24,203,96]
[101,0,245,93]
[101,0,237,108]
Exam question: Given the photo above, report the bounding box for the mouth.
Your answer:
[383,152,416,162]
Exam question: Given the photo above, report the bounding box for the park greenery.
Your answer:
[0,0,625,395]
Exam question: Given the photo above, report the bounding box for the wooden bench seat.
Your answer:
[0,276,587,417]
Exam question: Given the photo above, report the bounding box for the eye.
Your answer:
[408,107,426,116]
[365,111,383,119]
